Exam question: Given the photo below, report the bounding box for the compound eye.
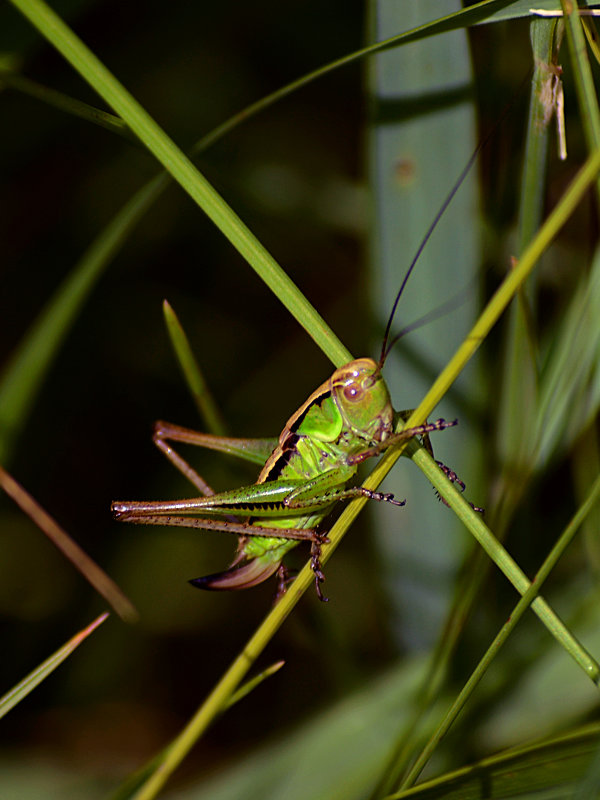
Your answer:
[343,381,364,403]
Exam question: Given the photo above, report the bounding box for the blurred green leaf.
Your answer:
[169,659,432,800]
[535,243,600,465]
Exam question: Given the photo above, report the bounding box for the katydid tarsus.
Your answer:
[112,141,483,602]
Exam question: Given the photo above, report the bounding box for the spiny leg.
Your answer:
[310,534,329,603]
[436,460,465,492]
[347,418,458,466]
[111,508,328,543]
[278,467,409,512]
[282,486,406,511]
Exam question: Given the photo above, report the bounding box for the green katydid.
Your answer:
[112,138,484,601]
[112,260,480,600]
[112,356,460,601]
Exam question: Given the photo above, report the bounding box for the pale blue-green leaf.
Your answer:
[366,0,480,649]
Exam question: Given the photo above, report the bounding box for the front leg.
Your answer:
[347,418,458,466]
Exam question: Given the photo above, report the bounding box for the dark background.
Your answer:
[3,2,587,795]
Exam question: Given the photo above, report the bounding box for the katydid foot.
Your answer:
[436,460,484,514]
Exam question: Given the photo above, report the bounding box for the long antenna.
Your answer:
[378,81,526,368]
[378,143,481,367]
[382,286,472,358]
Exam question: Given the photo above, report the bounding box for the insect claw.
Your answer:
[275,565,296,599]
[387,495,406,507]
[315,574,329,603]
[367,490,406,507]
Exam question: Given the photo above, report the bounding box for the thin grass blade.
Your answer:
[8,0,350,367]
[0,612,108,719]
[399,473,600,789]
[162,300,228,436]
[0,466,138,622]
[389,723,600,799]
[0,175,165,465]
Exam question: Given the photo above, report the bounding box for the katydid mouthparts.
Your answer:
[112,357,464,601]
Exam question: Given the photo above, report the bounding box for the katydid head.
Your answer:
[330,358,394,445]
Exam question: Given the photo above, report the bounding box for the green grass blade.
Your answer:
[8,0,350,367]
[223,660,286,710]
[518,19,558,246]
[494,19,555,528]
[534,243,600,464]
[0,174,165,464]
[0,67,134,142]
[561,1,600,163]
[162,300,228,436]
[389,724,600,799]
[0,612,108,719]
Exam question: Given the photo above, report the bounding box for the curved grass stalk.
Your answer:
[5,0,518,374]
[7,0,350,367]
[1,0,518,468]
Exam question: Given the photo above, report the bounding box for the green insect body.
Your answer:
[203,357,396,592]
[113,357,458,599]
